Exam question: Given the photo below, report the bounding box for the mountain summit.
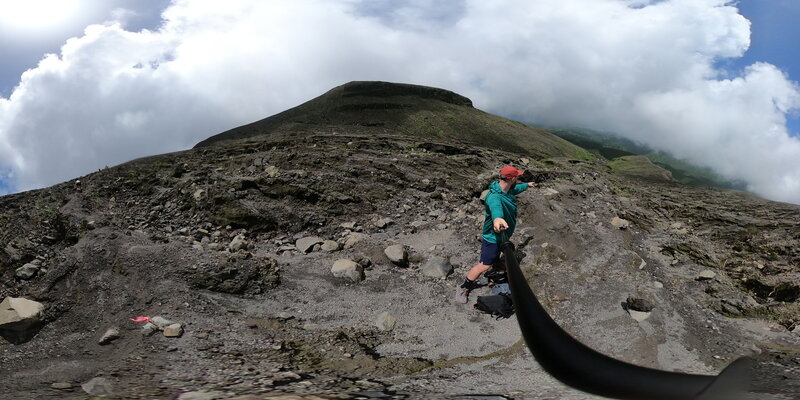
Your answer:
[195,81,589,159]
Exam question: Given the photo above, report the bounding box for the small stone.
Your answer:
[653,281,664,289]
[192,189,207,202]
[228,234,248,251]
[697,270,717,281]
[384,244,408,268]
[611,217,631,229]
[408,252,424,264]
[98,327,120,345]
[331,259,364,282]
[264,165,279,177]
[340,221,357,229]
[344,233,370,248]
[628,310,651,322]
[421,256,453,278]
[273,371,302,384]
[51,382,72,390]
[150,316,174,327]
[320,240,340,252]
[295,236,324,253]
[375,218,394,229]
[14,263,40,280]
[163,323,184,338]
[277,244,296,253]
[375,311,397,331]
[625,297,655,312]
[177,390,227,400]
[542,188,559,196]
[81,377,114,397]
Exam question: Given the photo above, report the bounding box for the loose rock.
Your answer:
[98,327,121,345]
[697,270,717,281]
[628,310,651,322]
[331,259,364,282]
[611,217,631,229]
[164,323,184,338]
[81,377,114,397]
[625,296,655,312]
[177,390,228,400]
[375,218,394,229]
[296,236,324,253]
[384,244,408,268]
[50,382,72,390]
[0,297,45,344]
[375,311,397,331]
[344,233,370,248]
[421,256,453,278]
[228,234,248,252]
[192,189,207,202]
[14,263,39,280]
[542,188,560,196]
[320,240,340,252]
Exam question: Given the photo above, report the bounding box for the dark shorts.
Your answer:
[479,239,501,266]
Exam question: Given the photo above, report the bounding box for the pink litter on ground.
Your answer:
[130,316,151,322]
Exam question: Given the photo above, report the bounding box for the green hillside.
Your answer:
[196,81,594,161]
[540,126,745,189]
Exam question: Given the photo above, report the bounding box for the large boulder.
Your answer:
[0,297,45,344]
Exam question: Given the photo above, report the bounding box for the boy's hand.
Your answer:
[493,218,509,232]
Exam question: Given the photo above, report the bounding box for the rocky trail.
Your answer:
[1,84,800,399]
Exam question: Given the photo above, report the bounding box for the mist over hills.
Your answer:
[541,127,749,190]
[0,81,798,399]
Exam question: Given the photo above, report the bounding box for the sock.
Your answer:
[460,278,478,290]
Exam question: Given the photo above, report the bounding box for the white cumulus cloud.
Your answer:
[1,0,799,203]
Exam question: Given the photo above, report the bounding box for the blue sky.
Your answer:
[1,0,800,204]
[724,0,800,136]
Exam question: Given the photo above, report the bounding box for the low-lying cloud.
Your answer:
[1,0,799,203]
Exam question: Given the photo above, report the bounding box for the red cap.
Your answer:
[500,165,524,178]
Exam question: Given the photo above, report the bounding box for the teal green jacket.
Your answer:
[482,181,529,243]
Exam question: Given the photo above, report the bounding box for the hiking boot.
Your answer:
[454,287,470,304]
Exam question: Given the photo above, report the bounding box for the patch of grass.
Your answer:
[609,155,673,181]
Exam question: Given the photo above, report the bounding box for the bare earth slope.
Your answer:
[0,82,798,400]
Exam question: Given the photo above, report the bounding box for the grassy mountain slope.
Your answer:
[196,81,594,160]
[542,127,744,189]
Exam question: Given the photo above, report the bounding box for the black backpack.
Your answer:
[474,292,514,319]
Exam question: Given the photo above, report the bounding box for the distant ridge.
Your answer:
[195,81,591,160]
